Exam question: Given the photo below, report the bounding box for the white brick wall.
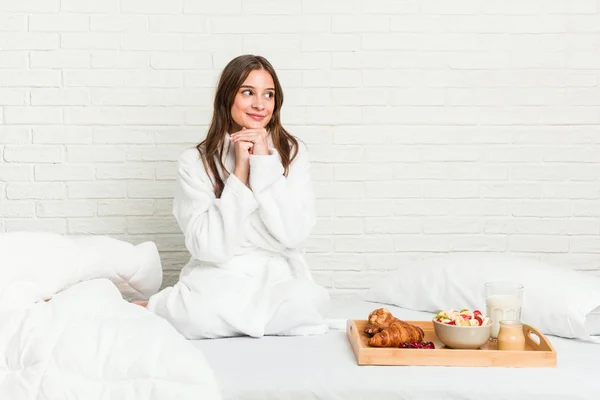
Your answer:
[2,0,600,298]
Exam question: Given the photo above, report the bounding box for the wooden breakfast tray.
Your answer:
[347,320,556,368]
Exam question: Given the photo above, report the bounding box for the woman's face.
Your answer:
[230,69,275,132]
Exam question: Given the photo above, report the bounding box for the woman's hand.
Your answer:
[230,128,269,156]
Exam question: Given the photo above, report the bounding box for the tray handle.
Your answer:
[523,324,553,352]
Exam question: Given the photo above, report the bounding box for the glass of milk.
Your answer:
[484,281,524,341]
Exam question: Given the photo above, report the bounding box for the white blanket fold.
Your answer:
[0,232,221,400]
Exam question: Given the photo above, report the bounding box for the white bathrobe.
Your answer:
[147,138,330,339]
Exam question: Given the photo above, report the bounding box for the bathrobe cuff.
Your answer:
[249,148,284,193]
[223,173,259,216]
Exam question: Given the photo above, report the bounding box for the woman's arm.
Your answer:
[248,142,316,249]
[174,149,258,263]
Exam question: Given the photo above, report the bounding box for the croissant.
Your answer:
[369,320,425,347]
[364,308,398,336]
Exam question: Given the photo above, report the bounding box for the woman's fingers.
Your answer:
[230,133,259,142]
[230,135,263,144]
[230,132,268,145]
[232,127,265,135]
[234,139,254,150]
[230,128,267,141]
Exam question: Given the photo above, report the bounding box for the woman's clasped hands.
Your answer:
[230,127,269,156]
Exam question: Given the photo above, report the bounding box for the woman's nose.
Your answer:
[252,97,265,110]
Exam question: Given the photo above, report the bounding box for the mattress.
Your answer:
[192,299,600,400]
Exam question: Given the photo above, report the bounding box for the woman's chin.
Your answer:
[245,120,265,129]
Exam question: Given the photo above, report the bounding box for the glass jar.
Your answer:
[497,320,526,351]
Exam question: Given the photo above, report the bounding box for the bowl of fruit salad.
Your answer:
[433,309,492,349]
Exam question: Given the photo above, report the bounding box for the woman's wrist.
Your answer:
[234,165,249,186]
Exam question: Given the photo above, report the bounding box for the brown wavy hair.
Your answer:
[196,54,299,198]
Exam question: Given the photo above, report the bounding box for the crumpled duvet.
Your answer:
[0,232,222,400]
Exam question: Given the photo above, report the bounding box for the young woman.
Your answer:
[142,54,330,339]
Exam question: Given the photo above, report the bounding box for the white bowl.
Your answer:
[432,319,492,349]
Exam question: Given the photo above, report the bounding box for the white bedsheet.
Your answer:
[192,299,600,400]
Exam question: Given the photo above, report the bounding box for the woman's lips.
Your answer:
[247,113,265,121]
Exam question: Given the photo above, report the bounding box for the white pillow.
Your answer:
[0,232,162,308]
[364,253,600,343]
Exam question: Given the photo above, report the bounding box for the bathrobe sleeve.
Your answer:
[248,141,316,249]
[173,148,258,263]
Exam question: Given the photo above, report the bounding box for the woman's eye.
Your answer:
[265,92,274,99]
[242,90,252,95]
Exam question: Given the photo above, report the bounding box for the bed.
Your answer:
[193,299,600,400]
[5,232,597,399]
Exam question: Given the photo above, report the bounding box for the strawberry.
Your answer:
[474,316,483,326]
[474,310,482,315]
